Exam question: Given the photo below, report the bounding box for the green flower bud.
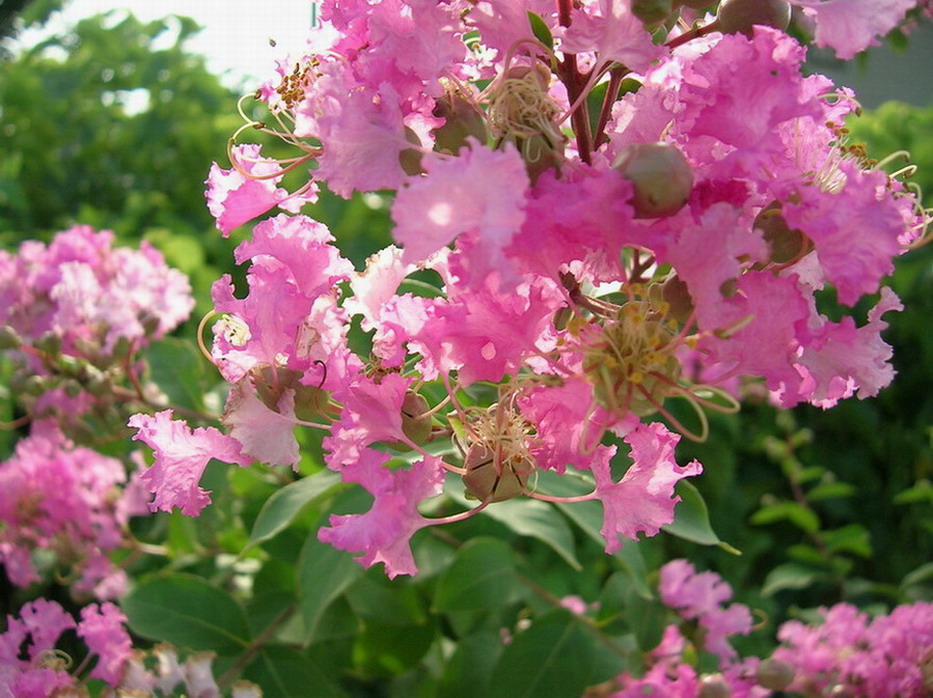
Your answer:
[632,0,674,29]
[756,658,795,691]
[612,142,693,218]
[399,126,424,176]
[432,88,488,155]
[400,391,432,445]
[753,201,811,265]
[717,0,791,37]
[0,326,22,350]
[462,444,529,503]
[698,674,731,698]
[34,332,62,356]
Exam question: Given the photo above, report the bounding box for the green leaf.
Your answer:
[822,524,872,558]
[488,610,598,698]
[438,630,505,698]
[806,481,856,502]
[664,481,740,554]
[452,493,581,570]
[900,561,933,599]
[353,618,438,677]
[554,498,652,599]
[761,563,823,597]
[894,479,933,505]
[146,338,206,412]
[526,11,553,49]
[122,574,251,655]
[532,471,652,598]
[297,535,363,645]
[433,537,522,613]
[248,470,343,548]
[345,573,427,626]
[750,500,820,534]
[243,645,346,698]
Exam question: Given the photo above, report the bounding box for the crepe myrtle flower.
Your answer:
[131,0,931,578]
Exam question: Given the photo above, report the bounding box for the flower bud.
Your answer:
[399,126,424,176]
[34,332,62,356]
[293,384,331,422]
[23,375,50,396]
[400,391,432,445]
[717,0,792,37]
[432,89,488,156]
[462,444,529,503]
[521,132,564,183]
[753,201,811,265]
[63,379,83,398]
[612,142,693,218]
[632,0,674,29]
[698,674,731,698]
[661,275,694,323]
[0,325,22,350]
[756,658,795,691]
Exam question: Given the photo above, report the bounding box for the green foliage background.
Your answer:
[0,4,931,696]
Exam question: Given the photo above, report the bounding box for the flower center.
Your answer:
[582,297,682,418]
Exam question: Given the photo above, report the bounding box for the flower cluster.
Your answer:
[0,225,194,429]
[130,0,928,577]
[0,422,148,599]
[774,602,933,697]
[609,560,933,698]
[0,599,261,698]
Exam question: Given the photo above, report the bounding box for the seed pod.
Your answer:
[717,0,792,37]
[399,126,424,176]
[632,0,674,29]
[698,674,731,698]
[612,142,693,218]
[661,275,694,324]
[432,89,488,156]
[399,391,432,445]
[753,201,811,265]
[756,658,795,691]
[0,326,22,350]
[462,444,529,503]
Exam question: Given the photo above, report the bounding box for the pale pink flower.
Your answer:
[789,0,917,59]
[318,450,446,578]
[205,144,318,236]
[593,421,702,553]
[561,0,662,71]
[128,410,251,516]
[77,603,133,686]
[392,140,529,266]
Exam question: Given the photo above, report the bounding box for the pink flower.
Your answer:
[561,0,662,71]
[392,140,529,266]
[593,421,702,553]
[221,380,300,468]
[0,423,134,598]
[77,604,133,686]
[205,144,318,236]
[659,560,753,663]
[789,0,917,59]
[128,410,251,516]
[318,450,445,577]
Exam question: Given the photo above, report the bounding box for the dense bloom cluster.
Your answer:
[774,602,933,697]
[610,560,933,697]
[0,225,194,426]
[0,422,147,599]
[128,0,929,578]
[0,599,261,698]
